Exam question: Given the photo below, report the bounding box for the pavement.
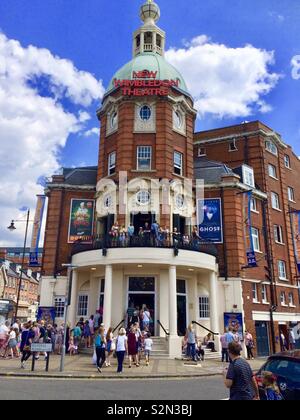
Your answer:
[0,354,266,380]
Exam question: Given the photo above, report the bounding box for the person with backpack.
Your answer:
[263,371,283,400]
[95,327,106,373]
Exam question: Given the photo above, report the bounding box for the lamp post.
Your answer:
[60,263,78,372]
[7,210,31,322]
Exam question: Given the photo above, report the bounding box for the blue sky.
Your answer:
[0,0,299,245]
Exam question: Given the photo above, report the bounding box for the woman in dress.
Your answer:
[127,326,139,368]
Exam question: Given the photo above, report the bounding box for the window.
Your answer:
[199,296,210,319]
[265,140,278,156]
[288,187,295,202]
[136,190,151,205]
[174,151,183,176]
[77,295,89,317]
[110,111,118,130]
[229,139,238,152]
[177,280,187,294]
[274,225,284,244]
[242,165,255,188]
[261,285,268,303]
[288,292,295,306]
[271,192,281,210]
[175,194,185,210]
[250,198,258,212]
[284,155,291,169]
[137,146,152,171]
[173,110,183,129]
[129,277,155,292]
[278,260,287,280]
[198,147,206,157]
[268,164,277,179]
[54,297,65,318]
[139,105,152,121]
[280,291,286,306]
[251,227,261,252]
[108,151,116,176]
[252,283,258,302]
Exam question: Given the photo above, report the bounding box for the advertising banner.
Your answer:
[197,198,223,243]
[224,312,244,341]
[291,211,300,275]
[68,199,95,243]
[37,307,56,324]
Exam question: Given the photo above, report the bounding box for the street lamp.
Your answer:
[7,210,31,322]
[60,263,78,372]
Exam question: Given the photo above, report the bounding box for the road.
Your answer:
[0,376,228,400]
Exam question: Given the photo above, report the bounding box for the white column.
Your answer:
[169,265,177,336]
[67,269,78,327]
[209,271,221,352]
[140,32,145,54]
[103,265,113,328]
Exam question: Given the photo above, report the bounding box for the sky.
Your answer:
[0,0,300,246]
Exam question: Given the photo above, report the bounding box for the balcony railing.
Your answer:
[71,233,218,258]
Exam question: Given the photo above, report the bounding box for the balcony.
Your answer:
[71,233,218,259]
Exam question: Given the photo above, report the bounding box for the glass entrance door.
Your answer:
[177,280,188,336]
[255,321,270,357]
[128,277,156,335]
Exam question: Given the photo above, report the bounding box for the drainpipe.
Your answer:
[221,187,228,281]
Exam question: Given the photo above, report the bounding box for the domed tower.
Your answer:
[96,0,197,234]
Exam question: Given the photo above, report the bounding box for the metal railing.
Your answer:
[71,233,218,258]
[157,319,170,336]
[113,319,125,334]
[192,321,219,340]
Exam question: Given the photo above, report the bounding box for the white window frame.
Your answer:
[242,165,255,188]
[278,260,287,281]
[250,198,259,213]
[137,146,152,171]
[174,151,183,176]
[54,297,65,319]
[280,292,286,306]
[77,294,89,318]
[271,192,281,210]
[288,187,295,203]
[198,147,206,157]
[284,154,291,169]
[265,140,278,156]
[288,292,295,307]
[268,164,278,179]
[251,227,261,252]
[261,285,268,304]
[199,296,210,319]
[108,151,116,176]
[252,283,259,303]
[229,138,238,152]
[274,225,284,245]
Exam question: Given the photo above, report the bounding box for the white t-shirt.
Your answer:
[144,338,153,351]
[116,335,127,352]
[143,311,150,323]
[9,331,16,341]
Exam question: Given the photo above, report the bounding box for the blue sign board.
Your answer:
[247,251,258,268]
[197,198,223,243]
[29,252,40,267]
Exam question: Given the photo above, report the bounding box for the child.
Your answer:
[144,333,153,366]
[263,371,283,400]
[68,335,77,356]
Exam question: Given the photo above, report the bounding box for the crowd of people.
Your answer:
[0,311,154,374]
[98,220,203,249]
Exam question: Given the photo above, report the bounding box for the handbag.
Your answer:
[111,341,116,352]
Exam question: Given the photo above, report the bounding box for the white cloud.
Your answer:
[0,32,105,246]
[166,36,280,119]
[83,127,99,137]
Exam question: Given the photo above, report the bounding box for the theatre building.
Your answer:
[39,1,300,357]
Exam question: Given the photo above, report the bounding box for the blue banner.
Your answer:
[246,191,258,268]
[224,313,244,342]
[29,252,40,267]
[37,307,56,324]
[198,198,223,243]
